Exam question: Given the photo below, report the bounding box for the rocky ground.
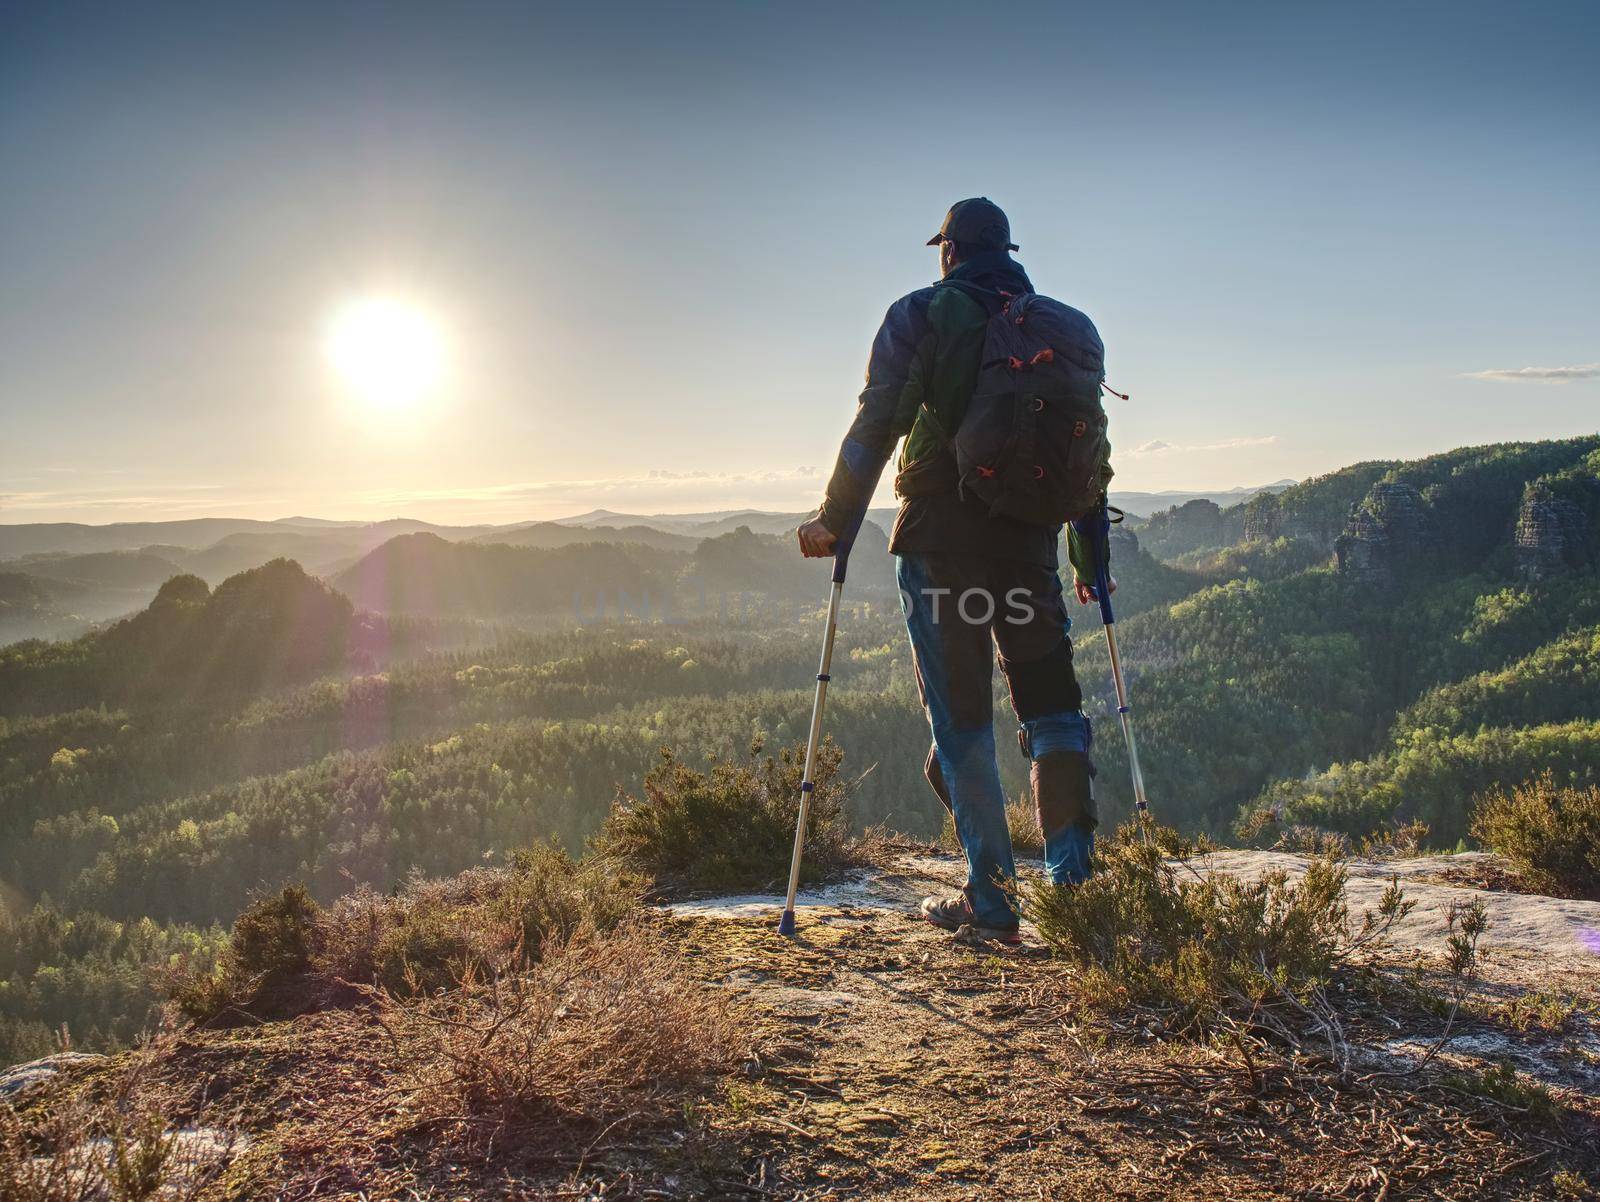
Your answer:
[4,849,1599,1200]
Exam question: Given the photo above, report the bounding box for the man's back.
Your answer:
[813,247,1062,569]
[797,199,1110,943]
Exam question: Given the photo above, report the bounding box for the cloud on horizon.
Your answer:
[349,466,823,509]
[1461,363,1600,382]
[0,484,233,513]
[1128,435,1279,456]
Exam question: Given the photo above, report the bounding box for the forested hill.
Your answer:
[0,561,378,719]
[1081,436,1600,843]
[1139,437,1600,563]
[468,521,698,552]
[333,532,676,619]
[331,522,900,620]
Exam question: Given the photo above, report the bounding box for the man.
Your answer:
[797,198,1113,945]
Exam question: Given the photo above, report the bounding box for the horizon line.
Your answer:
[0,480,1301,531]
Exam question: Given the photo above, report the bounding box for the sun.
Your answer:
[325,295,445,412]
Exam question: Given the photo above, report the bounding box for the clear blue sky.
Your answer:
[2,0,1596,524]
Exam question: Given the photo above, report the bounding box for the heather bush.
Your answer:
[1017,823,1411,1038]
[595,739,859,894]
[172,885,321,1022]
[1471,773,1600,898]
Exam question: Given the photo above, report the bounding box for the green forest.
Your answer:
[2,436,1598,1065]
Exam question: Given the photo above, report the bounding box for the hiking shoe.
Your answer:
[920,894,1021,946]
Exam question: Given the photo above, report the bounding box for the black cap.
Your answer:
[927,197,1018,252]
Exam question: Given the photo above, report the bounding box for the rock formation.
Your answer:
[1242,493,1278,543]
[1109,523,1141,557]
[1334,482,1436,585]
[1515,487,1590,581]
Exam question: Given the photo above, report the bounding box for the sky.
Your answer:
[2,0,1597,526]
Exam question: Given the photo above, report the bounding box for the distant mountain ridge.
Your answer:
[332,521,899,621]
[1112,480,1297,518]
[0,480,1292,642]
[546,482,1299,534]
[0,478,1297,561]
[548,509,819,537]
[0,517,500,559]
[471,522,698,552]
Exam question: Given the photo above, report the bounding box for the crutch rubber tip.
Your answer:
[777,909,797,936]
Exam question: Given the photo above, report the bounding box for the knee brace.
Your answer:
[1031,749,1099,836]
[1001,641,1083,723]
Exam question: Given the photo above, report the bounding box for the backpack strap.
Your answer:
[935,277,1010,317]
[896,280,1019,503]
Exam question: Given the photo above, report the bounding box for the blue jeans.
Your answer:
[898,553,1096,928]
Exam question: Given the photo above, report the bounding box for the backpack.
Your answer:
[919,283,1110,526]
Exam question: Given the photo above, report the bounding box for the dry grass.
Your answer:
[376,925,745,1152]
[934,793,1043,858]
[0,1041,240,1202]
[661,894,1600,1201]
[11,890,1596,1200]
[1006,793,1044,857]
[174,842,638,1023]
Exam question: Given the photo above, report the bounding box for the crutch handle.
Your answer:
[831,509,866,584]
[1078,501,1115,626]
[1093,557,1115,627]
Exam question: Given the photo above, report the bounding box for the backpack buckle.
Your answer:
[1072,420,1087,438]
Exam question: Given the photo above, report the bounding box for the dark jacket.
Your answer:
[818,251,1107,576]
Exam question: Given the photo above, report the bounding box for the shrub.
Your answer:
[176,846,638,1020]
[380,926,744,1148]
[1358,819,1430,859]
[2,1102,182,1202]
[1494,989,1578,1034]
[1016,823,1410,1040]
[594,740,859,895]
[228,883,320,980]
[173,885,321,1022]
[1471,774,1600,898]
